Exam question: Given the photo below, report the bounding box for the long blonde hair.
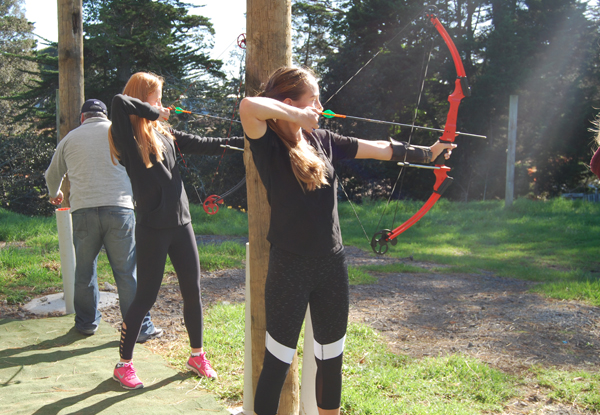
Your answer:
[260,67,328,191]
[109,72,174,168]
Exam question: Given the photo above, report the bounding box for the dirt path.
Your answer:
[2,238,598,414]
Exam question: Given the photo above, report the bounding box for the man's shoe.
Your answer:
[113,362,143,390]
[186,352,218,379]
[136,327,163,343]
[76,326,98,336]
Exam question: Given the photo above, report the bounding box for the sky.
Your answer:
[22,0,247,74]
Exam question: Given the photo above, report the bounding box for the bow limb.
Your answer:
[371,11,468,255]
[371,166,453,254]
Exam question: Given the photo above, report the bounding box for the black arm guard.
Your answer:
[389,138,433,164]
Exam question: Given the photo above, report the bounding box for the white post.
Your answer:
[243,242,254,414]
[300,306,318,414]
[55,207,75,314]
[506,95,518,207]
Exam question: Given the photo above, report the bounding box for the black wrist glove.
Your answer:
[389,138,433,164]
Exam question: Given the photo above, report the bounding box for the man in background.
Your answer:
[45,99,162,343]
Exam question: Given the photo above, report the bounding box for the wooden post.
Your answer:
[505,95,517,207]
[57,0,84,207]
[245,0,297,414]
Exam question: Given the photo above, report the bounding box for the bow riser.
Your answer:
[440,78,465,143]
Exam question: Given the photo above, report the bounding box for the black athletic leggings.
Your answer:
[254,246,349,415]
[119,222,204,360]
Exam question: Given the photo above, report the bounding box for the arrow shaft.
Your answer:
[323,111,485,139]
[172,107,242,124]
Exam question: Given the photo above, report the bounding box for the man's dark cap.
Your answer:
[81,99,107,114]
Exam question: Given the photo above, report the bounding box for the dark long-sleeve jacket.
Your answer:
[110,94,243,228]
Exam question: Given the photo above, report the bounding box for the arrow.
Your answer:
[169,106,242,124]
[220,144,244,152]
[320,109,485,139]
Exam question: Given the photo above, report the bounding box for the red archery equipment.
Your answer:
[203,195,224,215]
[371,9,471,255]
[237,33,246,49]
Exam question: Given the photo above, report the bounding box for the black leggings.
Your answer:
[254,246,349,415]
[119,223,204,360]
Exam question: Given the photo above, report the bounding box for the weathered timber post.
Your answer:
[245,0,297,414]
[57,0,84,207]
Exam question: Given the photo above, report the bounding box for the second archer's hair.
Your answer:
[109,72,174,168]
[259,67,328,191]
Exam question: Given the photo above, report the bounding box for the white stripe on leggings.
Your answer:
[314,335,346,360]
[265,331,296,364]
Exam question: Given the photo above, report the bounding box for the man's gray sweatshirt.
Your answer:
[45,117,134,212]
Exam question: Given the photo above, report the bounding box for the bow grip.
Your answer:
[433,145,451,165]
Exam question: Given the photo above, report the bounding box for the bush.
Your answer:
[0,133,55,216]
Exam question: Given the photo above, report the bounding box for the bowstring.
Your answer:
[323,5,430,107]
[321,7,436,245]
[377,35,435,232]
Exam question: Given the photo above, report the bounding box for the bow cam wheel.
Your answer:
[371,229,394,255]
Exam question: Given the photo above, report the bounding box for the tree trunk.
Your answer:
[245,0,297,413]
[57,0,84,207]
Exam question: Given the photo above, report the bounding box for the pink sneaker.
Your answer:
[186,352,218,379]
[113,362,143,389]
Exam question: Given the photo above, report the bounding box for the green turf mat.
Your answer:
[0,316,229,414]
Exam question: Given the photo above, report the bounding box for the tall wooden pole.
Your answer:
[57,0,84,207]
[506,95,517,207]
[245,0,297,414]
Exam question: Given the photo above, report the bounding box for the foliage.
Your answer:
[291,0,347,75]
[0,132,55,215]
[0,0,37,135]
[0,0,55,215]
[2,45,59,135]
[82,0,225,106]
[168,66,248,212]
[3,0,600,216]
[319,0,600,202]
[1,0,231,217]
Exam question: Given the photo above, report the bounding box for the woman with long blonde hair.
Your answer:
[109,72,243,389]
[240,66,456,415]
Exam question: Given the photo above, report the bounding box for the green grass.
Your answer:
[339,198,600,305]
[3,199,600,413]
[3,197,600,305]
[189,203,249,236]
[165,302,247,405]
[0,206,248,303]
[532,366,600,411]
[348,265,378,285]
[342,324,516,414]
[168,302,598,414]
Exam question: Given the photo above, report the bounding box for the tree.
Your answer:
[466,0,600,199]
[1,0,229,216]
[292,0,346,75]
[0,0,56,216]
[83,0,224,106]
[0,0,37,135]
[311,0,600,202]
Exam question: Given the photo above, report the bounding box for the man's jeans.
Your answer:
[71,207,154,335]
